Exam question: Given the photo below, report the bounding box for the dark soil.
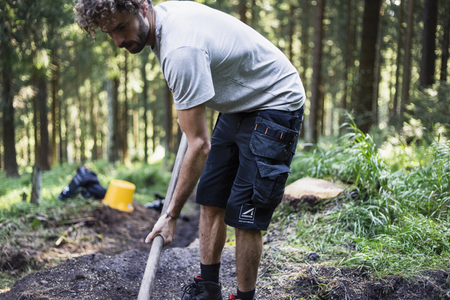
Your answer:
[2,195,450,299]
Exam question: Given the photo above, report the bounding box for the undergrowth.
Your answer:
[272,123,450,277]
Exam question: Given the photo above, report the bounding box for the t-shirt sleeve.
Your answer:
[161,47,215,110]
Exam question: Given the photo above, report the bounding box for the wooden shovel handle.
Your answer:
[138,133,188,300]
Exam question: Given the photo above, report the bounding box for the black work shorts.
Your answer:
[196,106,304,231]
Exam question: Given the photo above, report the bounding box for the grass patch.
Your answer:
[270,123,450,277]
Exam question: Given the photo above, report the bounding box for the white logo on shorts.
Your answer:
[239,204,256,224]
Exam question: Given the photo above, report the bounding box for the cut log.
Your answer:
[284,177,344,199]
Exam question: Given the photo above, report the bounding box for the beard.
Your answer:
[126,14,150,54]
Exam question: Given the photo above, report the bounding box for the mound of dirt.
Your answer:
[0,198,200,295]
[2,189,450,299]
[3,244,450,300]
[0,247,238,300]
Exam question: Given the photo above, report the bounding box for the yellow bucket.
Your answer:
[102,179,135,212]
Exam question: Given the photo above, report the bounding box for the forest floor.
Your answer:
[1,193,450,300]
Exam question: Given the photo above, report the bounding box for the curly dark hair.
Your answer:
[75,0,152,38]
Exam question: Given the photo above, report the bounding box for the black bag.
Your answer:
[58,166,106,200]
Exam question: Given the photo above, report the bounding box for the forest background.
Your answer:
[0,0,450,295]
[0,0,449,176]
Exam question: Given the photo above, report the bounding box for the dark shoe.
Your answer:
[182,275,222,300]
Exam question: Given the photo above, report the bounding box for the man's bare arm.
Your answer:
[145,104,210,246]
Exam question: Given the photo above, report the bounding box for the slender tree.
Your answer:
[164,83,173,157]
[37,79,50,169]
[141,55,149,163]
[251,0,258,28]
[440,1,449,82]
[239,0,248,24]
[354,0,382,133]
[309,0,326,143]
[59,96,65,165]
[288,4,296,63]
[339,0,354,131]
[373,2,385,127]
[51,52,59,166]
[391,0,404,119]
[300,0,310,94]
[90,84,99,161]
[107,78,119,164]
[1,1,20,177]
[419,0,438,88]
[123,52,130,164]
[2,62,19,177]
[151,84,157,154]
[401,0,415,117]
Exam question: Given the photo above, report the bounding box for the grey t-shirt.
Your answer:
[152,1,305,113]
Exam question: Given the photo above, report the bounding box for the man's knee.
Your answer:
[201,205,226,220]
[235,227,262,240]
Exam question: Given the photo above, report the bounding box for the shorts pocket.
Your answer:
[249,116,298,209]
[250,117,298,161]
[252,160,290,209]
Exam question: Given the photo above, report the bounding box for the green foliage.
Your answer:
[274,124,450,276]
[408,82,450,142]
[0,161,171,215]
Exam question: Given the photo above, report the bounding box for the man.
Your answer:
[75,1,305,299]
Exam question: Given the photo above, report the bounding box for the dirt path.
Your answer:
[3,244,450,299]
[2,194,450,299]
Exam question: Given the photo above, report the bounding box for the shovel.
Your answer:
[138,133,188,300]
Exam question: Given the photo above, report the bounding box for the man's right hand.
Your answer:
[145,213,177,247]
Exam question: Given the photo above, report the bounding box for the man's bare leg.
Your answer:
[235,228,263,292]
[199,205,227,264]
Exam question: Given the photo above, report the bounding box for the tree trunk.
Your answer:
[123,53,129,164]
[64,96,70,163]
[308,0,326,143]
[30,166,42,205]
[348,0,360,112]
[339,0,353,132]
[239,0,248,24]
[142,58,149,163]
[301,0,310,94]
[77,85,86,164]
[151,85,157,154]
[373,3,385,127]
[319,86,325,135]
[2,63,19,177]
[419,0,438,88]
[38,76,51,170]
[164,83,173,157]
[392,0,404,119]
[133,91,139,156]
[51,53,58,166]
[90,85,98,161]
[440,2,449,82]
[59,95,64,165]
[107,79,119,164]
[354,0,382,133]
[32,71,40,166]
[26,101,31,165]
[251,0,258,28]
[401,0,415,117]
[288,5,296,63]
